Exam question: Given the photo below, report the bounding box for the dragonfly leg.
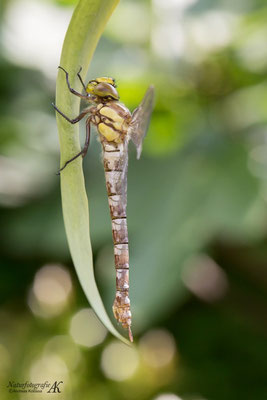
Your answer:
[77,66,87,92]
[52,103,89,124]
[57,117,92,174]
[58,66,89,100]
[81,117,91,158]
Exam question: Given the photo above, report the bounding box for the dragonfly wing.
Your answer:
[128,85,155,159]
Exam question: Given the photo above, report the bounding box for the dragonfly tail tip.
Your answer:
[128,327,133,343]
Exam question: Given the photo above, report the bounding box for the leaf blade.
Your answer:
[55,0,129,344]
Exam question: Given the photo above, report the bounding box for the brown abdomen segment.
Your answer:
[102,143,132,342]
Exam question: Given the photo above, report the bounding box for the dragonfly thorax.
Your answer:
[91,102,132,143]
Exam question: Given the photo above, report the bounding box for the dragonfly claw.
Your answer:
[58,65,68,74]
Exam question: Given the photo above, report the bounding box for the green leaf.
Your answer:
[55,0,129,344]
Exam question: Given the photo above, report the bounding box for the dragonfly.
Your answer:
[53,66,154,342]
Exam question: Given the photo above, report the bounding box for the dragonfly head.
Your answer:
[86,77,119,102]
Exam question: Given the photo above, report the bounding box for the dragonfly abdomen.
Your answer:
[102,142,132,341]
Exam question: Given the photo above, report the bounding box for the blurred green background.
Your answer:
[1,0,267,399]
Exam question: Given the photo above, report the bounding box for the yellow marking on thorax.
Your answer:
[113,120,124,131]
[99,106,127,132]
[100,106,123,123]
[98,123,121,142]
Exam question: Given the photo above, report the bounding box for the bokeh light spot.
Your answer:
[30,354,68,384]
[237,27,267,73]
[153,0,198,12]
[139,329,176,368]
[44,335,81,371]
[2,0,72,78]
[101,341,139,381]
[70,308,107,348]
[189,11,236,52]
[182,254,228,302]
[33,264,72,304]
[153,394,183,400]
[28,264,72,318]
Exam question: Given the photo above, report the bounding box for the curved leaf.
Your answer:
[55,0,129,344]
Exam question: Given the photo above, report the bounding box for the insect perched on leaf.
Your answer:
[53,66,154,342]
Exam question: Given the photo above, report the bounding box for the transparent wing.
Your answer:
[128,85,155,159]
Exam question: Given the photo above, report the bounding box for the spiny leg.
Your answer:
[57,117,92,174]
[83,117,91,157]
[58,66,89,100]
[52,103,90,124]
[77,66,87,92]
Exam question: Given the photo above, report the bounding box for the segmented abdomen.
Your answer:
[102,142,132,341]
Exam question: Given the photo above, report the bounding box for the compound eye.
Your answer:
[94,83,119,100]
